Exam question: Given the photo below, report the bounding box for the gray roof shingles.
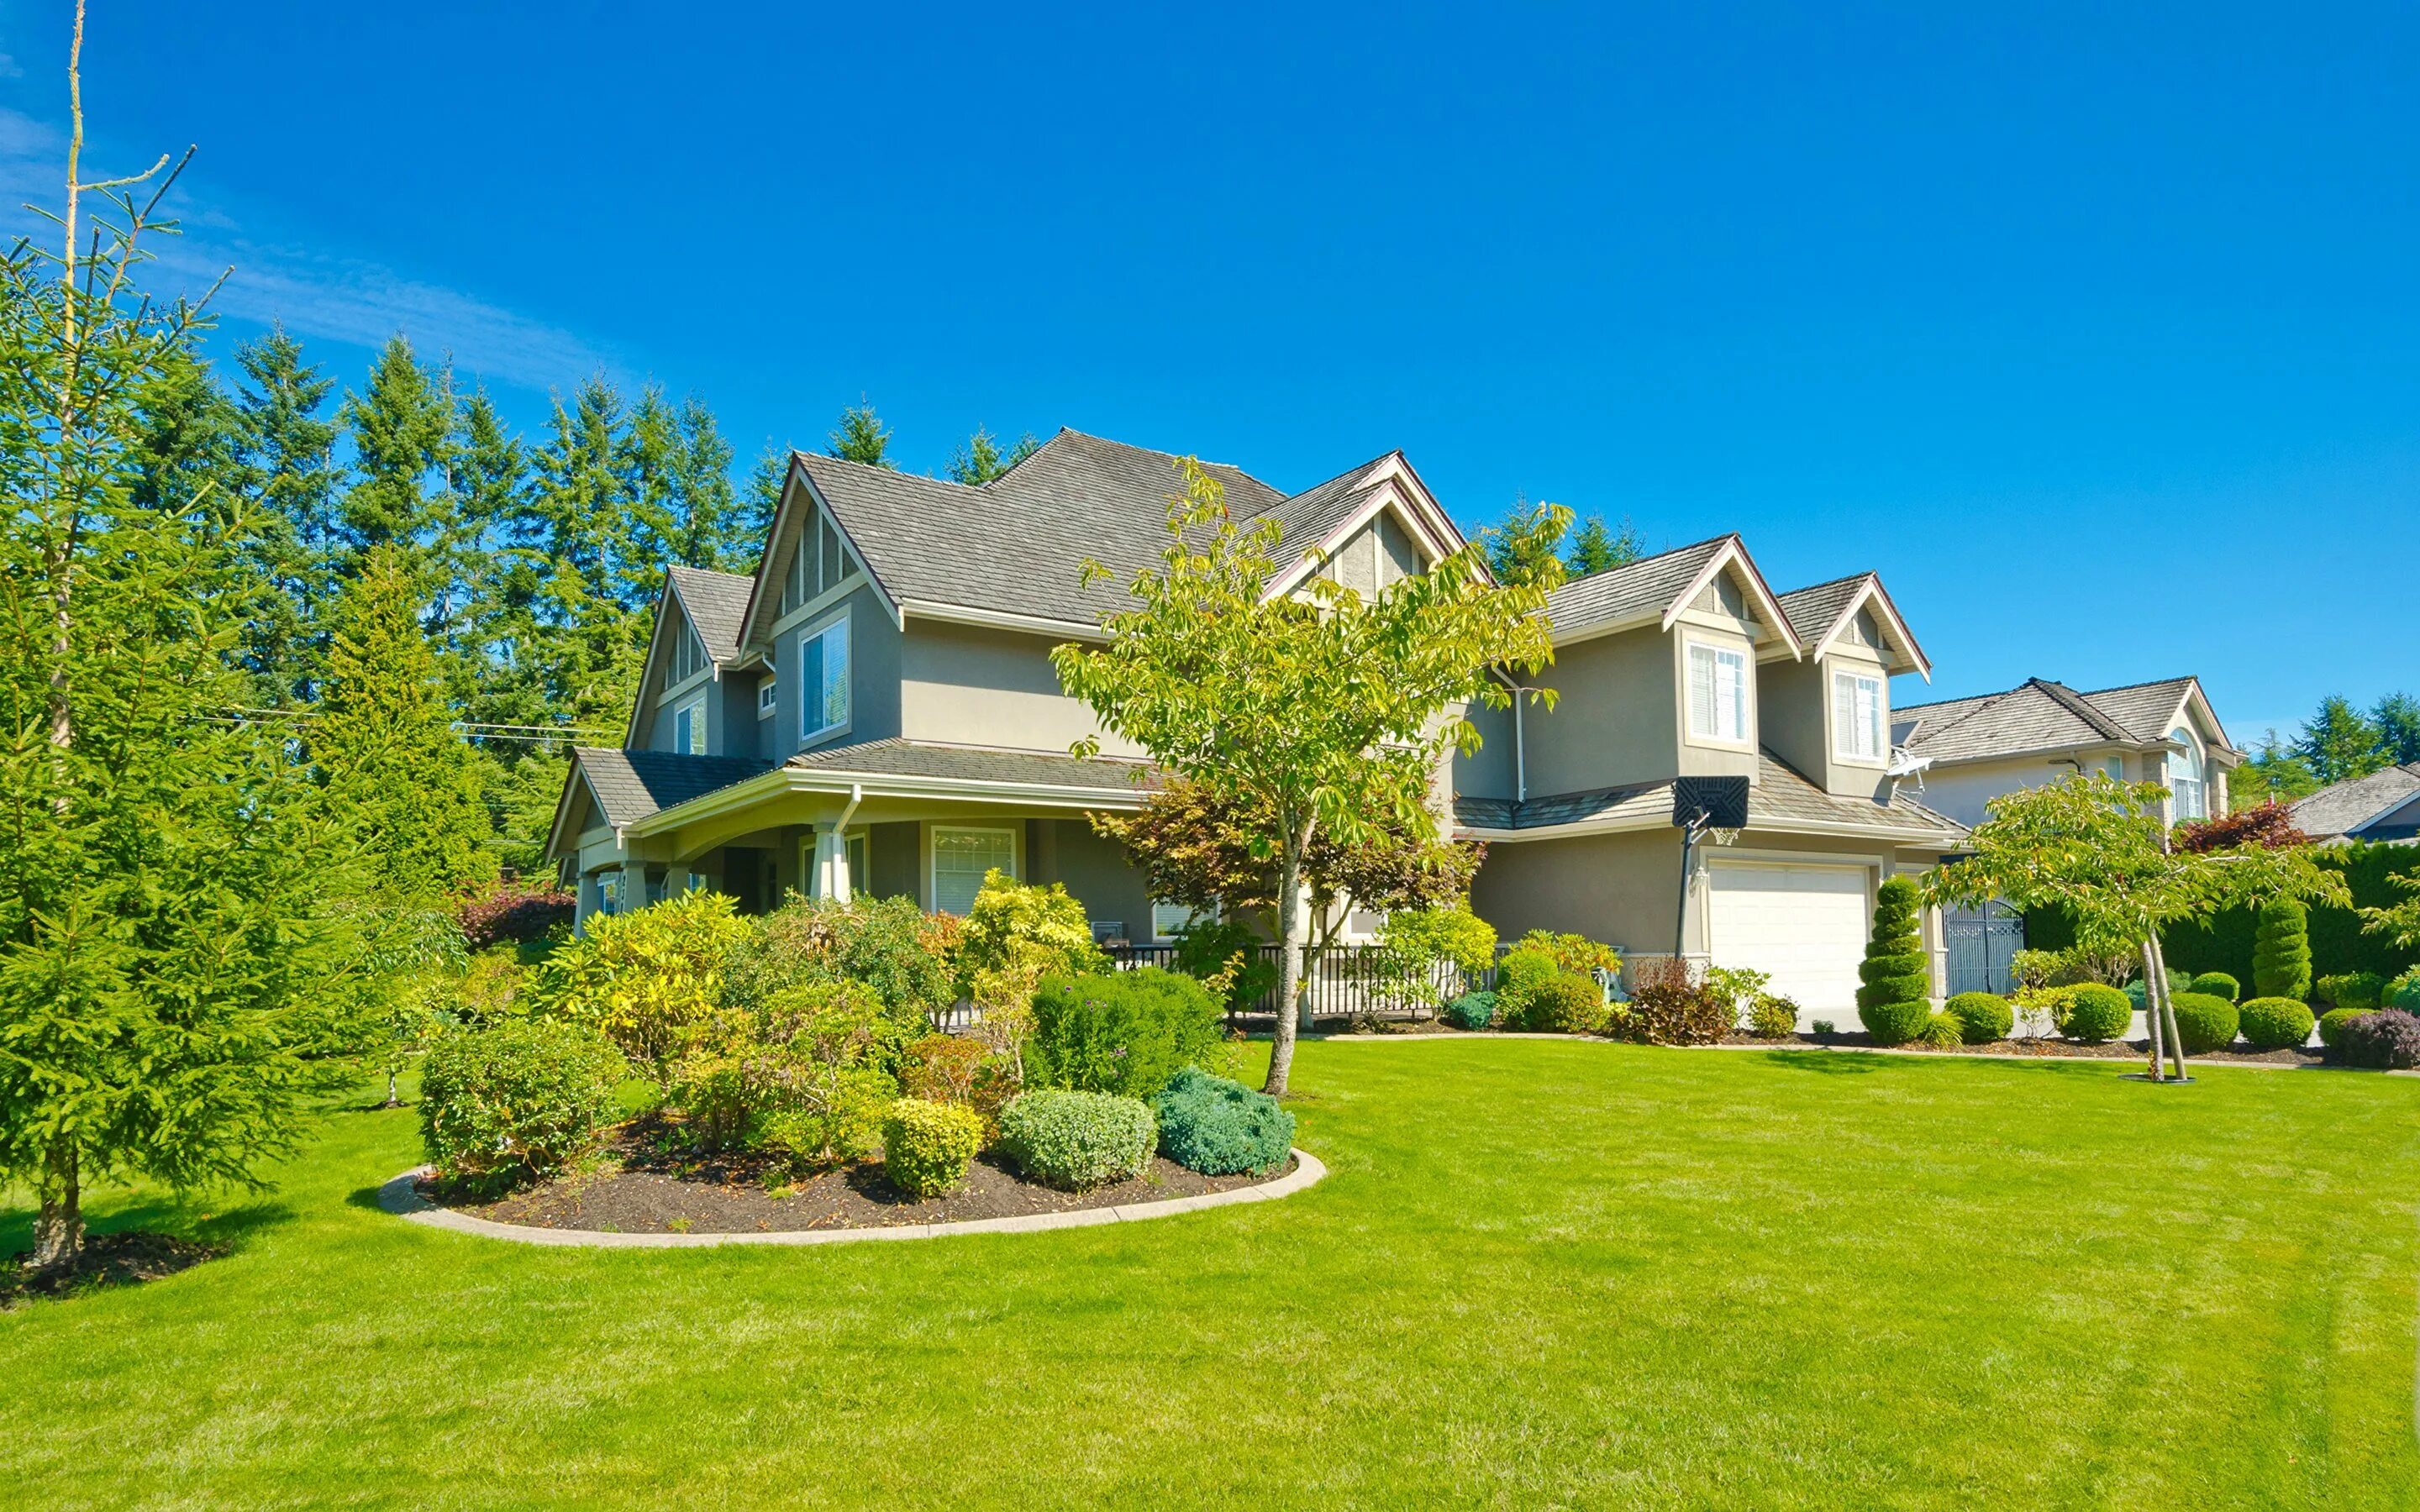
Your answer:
[784,738,1156,794]
[1897,677,2215,763]
[2290,763,2420,840]
[568,748,772,829]
[1456,750,1962,839]
[1773,573,1870,646]
[1544,536,1733,639]
[666,564,755,662]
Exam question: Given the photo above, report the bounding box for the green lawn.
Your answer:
[5,1042,2418,1509]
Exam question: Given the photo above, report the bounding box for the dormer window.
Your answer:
[1687,641,1749,743]
[1833,670,1884,761]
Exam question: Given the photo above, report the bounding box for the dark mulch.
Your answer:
[1,1231,225,1307]
[1722,1030,2328,1065]
[427,1120,1296,1236]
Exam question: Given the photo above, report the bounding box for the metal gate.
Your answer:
[1944,903,2023,996]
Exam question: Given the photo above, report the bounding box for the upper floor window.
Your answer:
[1833,669,1884,761]
[666,621,708,688]
[800,613,850,743]
[1686,641,1749,744]
[672,696,706,755]
[2166,727,2206,821]
[756,675,777,718]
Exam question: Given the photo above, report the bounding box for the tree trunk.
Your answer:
[2149,933,2189,1081]
[385,1066,401,1109]
[2139,939,2166,1080]
[1262,822,1314,1098]
[29,1138,82,1274]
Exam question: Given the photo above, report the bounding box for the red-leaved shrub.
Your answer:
[459,884,576,952]
[2174,801,2309,853]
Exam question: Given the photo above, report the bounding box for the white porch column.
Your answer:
[1922,897,1949,1001]
[810,824,852,903]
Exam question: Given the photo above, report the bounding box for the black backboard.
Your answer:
[1672,774,1749,830]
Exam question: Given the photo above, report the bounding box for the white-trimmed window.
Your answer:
[1833,669,1884,761]
[672,696,706,755]
[595,873,623,915]
[1151,900,1202,941]
[799,614,850,743]
[1686,641,1749,743]
[932,827,1015,916]
[757,675,776,718]
[2167,727,2207,821]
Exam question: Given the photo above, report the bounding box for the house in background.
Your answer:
[1456,538,1965,1022]
[2290,764,2420,844]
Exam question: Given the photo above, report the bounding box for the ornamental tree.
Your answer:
[2251,898,2312,1001]
[1053,459,1556,1095]
[1929,774,2346,1081]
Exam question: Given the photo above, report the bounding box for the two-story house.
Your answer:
[1455,537,1966,1021]
[544,429,1471,939]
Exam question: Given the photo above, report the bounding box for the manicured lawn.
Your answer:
[6,1042,2418,1508]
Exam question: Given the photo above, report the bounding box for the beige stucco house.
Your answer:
[1455,540,1967,1021]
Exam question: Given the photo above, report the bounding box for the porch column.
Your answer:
[1922,897,1949,1001]
[810,823,852,903]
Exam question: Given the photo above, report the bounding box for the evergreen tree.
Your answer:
[2292,696,2387,785]
[2238,727,2321,805]
[125,340,235,516]
[1481,496,1571,588]
[671,394,743,570]
[741,442,791,546]
[2251,898,2312,1001]
[1565,513,1644,577]
[225,326,341,706]
[1854,877,1932,1044]
[827,400,895,468]
[338,334,455,554]
[945,425,1039,485]
[2371,692,2420,766]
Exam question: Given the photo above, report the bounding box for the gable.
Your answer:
[1316,507,1427,598]
[623,586,711,745]
[770,486,867,624]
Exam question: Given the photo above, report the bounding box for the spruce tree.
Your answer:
[945,425,1039,485]
[2293,696,2387,785]
[226,326,341,706]
[827,400,895,468]
[2252,898,2312,1001]
[670,394,742,570]
[2372,692,2420,766]
[1482,496,1570,588]
[339,334,455,553]
[1565,513,1644,577]
[1855,876,1933,1044]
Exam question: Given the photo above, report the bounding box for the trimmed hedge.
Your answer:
[2251,899,2312,1000]
[2238,996,2316,1052]
[1944,991,2014,1045]
[1520,970,1610,1033]
[419,1019,626,1196]
[999,1089,1155,1189]
[2318,1006,2366,1049]
[1154,1068,1294,1175]
[881,1099,983,1198]
[1027,968,1223,1100]
[1442,990,1497,1031]
[2391,971,2420,1014]
[2060,984,2133,1043]
[2186,971,2239,1003]
[2317,971,2386,1010]
[2166,991,2239,1054]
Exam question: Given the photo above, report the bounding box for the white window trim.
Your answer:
[756,675,776,718]
[1683,636,1754,748]
[928,825,1019,916]
[672,694,708,755]
[2167,726,2207,822]
[797,608,853,747]
[1831,667,1886,765]
[1150,899,1205,942]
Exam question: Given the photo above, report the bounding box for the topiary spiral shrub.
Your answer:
[1520,969,1611,1033]
[999,1089,1155,1189]
[1442,990,1497,1031]
[2165,991,2240,1054]
[2316,972,2386,1011]
[2186,972,2239,1004]
[2237,997,2316,1052]
[1154,1068,1294,1175]
[2251,899,2312,1001]
[2058,983,2133,1043]
[2318,1006,2366,1050]
[2341,1010,2420,1070]
[420,1019,627,1197]
[1856,877,1932,1046]
[881,1098,983,1198]
[1944,991,2014,1045]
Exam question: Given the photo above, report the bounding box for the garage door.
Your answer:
[1707,863,1871,1012]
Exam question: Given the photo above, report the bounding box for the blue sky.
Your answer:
[3,2,2413,740]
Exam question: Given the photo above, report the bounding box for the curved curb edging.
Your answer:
[376,1148,1326,1249]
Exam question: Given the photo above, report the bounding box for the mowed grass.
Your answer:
[4,1042,2418,1509]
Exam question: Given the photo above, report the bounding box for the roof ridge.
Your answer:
[1904,685,2023,745]
[666,562,755,585]
[1554,532,1734,592]
[1044,427,1280,496]
[1776,570,1875,599]
[2076,674,2196,698]
[2026,678,2131,741]
[792,448,987,495]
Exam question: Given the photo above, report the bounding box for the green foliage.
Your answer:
[1748,995,1802,1039]
[2389,970,2420,1014]
[2238,997,2316,1052]
[2317,971,2386,1010]
[956,870,1106,1014]
[2293,696,2388,785]
[2251,899,2312,1001]
[1564,514,1644,577]
[1026,969,1224,1100]
[2186,971,2239,1003]
[1919,1011,1965,1048]
[1515,929,1623,978]
[723,894,958,1028]
[944,425,1039,486]
[1381,905,1499,976]
[826,400,895,468]
[1704,965,1774,1021]
[537,890,750,1079]
[1618,958,1734,1046]
[1153,1068,1295,1176]
[418,1019,626,1195]
[1443,990,1498,1031]
[2375,692,2420,765]
[1943,992,2014,1044]
[1856,877,1931,1044]
[999,1089,1156,1189]
[898,1032,1019,1138]
[666,979,899,1166]
[1495,945,1561,1028]
[2057,984,2133,1043]
[1170,917,1278,1018]
[2318,1007,2366,1050]
[880,1098,984,1198]
[1518,971,1612,1034]
[1481,496,1572,588]
[2166,992,2240,1054]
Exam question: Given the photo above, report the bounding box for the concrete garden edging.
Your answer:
[376,1148,1326,1249]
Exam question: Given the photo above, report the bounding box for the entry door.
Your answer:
[1707,863,1872,1011]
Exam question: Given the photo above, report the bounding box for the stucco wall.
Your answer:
[1520,627,1679,796]
[1760,647,1891,800]
[1469,828,1684,956]
[773,582,902,759]
[898,620,1140,757]
[1027,817,1156,943]
[1455,694,1518,801]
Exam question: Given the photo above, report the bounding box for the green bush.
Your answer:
[2166,991,2240,1054]
[1512,929,1623,978]
[999,1089,1156,1189]
[1748,994,1800,1040]
[723,894,958,1028]
[881,1098,984,1198]
[1442,990,1497,1031]
[534,890,751,1079]
[2238,997,2316,1052]
[2318,1006,2366,1049]
[1855,877,1930,1045]
[2317,971,2386,1010]
[2389,970,2420,1014]
[1494,945,1560,1026]
[667,980,900,1167]
[1519,969,1610,1033]
[2186,971,2239,1003]
[1943,992,2014,1045]
[1154,1068,1294,1175]
[2059,983,2133,1043]
[1026,968,1223,1100]
[1619,958,1734,1045]
[419,1019,627,1196]
[1917,1011,1964,1048]
[2251,899,2312,1000]
[1170,917,1276,1019]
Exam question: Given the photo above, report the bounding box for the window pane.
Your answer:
[1152,900,1196,938]
[823,618,850,731]
[1689,648,1717,735]
[934,829,1014,916]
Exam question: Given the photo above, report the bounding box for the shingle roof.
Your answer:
[1897,676,2215,763]
[1249,455,1397,574]
[1456,750,1963,839]
[567,748,771,829]
[2077,677,2201,743]
[2289,763,2420,840]
[1544,536,1733,639]
[783,737,1157,795]
[665,564,755,663]
[1773,574,1870,646]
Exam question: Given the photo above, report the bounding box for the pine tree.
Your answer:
[1565,513,1644,577]
[2371,692,2420,766]
[226,326,341,706]
[2252,898,2312,1001]
[827,400,895,468]
[1482,496,1570,588]
[2238,727,2322,805]
[741,442,791,547]
[2293,696,2387,785]
[1855,877,1933,1044]
[945,425,1039,485]
[671,395,742,570]
[339,334,454,554]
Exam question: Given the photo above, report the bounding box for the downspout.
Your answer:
[1512,685,1528,801]
[829,783,864,900]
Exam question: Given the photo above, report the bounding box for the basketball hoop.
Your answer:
[1709,827,1743,847]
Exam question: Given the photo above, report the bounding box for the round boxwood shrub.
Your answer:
[1442,990,1497,1031]
[2186,971,2239,1004]
[1855,878,1931,1045]
[2318,1006,2366,1050]
[419,1019,627,1197]
[1154,1068,1295,1175]
[2237,996,2316,1052]
[1748,993,1800,1040]
[881,1098,984,1199]
[2341,1009,2420,1070]
[2317,971,2386,1011]
[998,1089,1155,1189]
[1520,969,1610,1033]
[1944,991,2014,1045]
[2165,991,2240,1054]
[2059,983,2133,1043]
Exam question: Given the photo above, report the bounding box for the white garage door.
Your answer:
[1707,863,1871,1011]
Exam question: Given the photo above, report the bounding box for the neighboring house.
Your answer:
[1892,675,2242,993]
[1455,539,1966,1020]
[2290,764,2420,844]
[544,429,1471,938]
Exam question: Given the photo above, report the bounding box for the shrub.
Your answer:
[881,1099,984,1197]
[2251,899,2312,1000]
[1811,1018,1837,1036]
[1154,1068,1294,1175]
[957,872,1107,1013]
[1494,945,1560,1027]
[2318,1006,2367,1050]
[2317,971,2386,1010]
[999,1089,1155,1189]
[458,883,576,953]
[2058,983,2133,1043]
[1856,877,1930,1045]
[898,1032,1018,1137]
[1442,990,1497,1031]
[419,1019,626,1196]
[2389,970,2420,1015]
[1621,958,1733,1046]
[1748,994,1800,1040]
[2186,971,2239,1003]
[1944,991,2014,1045]
[1027,968,1223,1100]
[1918,1011,1965,1048]
[2340,1010,2420,1070]
[1518,970,1610,1033]
[665,979,899,1166]
[1512,929,1623,978]
[723,894,959,1028]
[1704,965,1774,1024]
[1377,906,1499,1013]
[536,890,751,1079]
[2238,996,2316,1052]
[2174,800,2311,853]
[1170,917,1276,1018]
[2165,991,2240,1054]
